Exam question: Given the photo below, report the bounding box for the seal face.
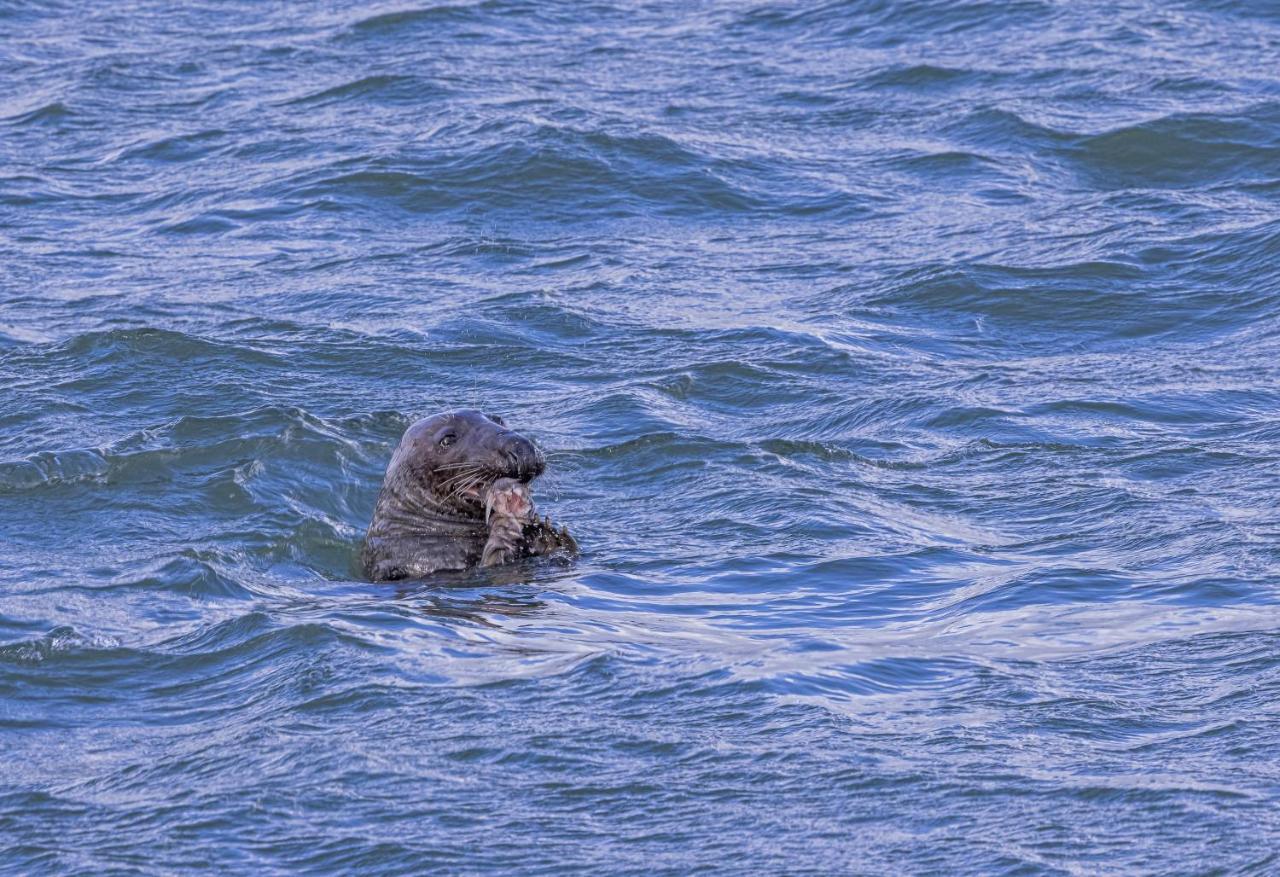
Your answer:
[361,410,576,582]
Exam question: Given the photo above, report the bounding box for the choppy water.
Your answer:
[3,1,1280,873]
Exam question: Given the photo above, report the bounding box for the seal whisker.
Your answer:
[445,471,483,503]
[438,466,483,491]
[455,472,492,502]
[437,462,481,477]
[437,472,473,490]
[455,474,494,500]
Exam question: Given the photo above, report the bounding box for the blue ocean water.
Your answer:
[3,0,1280,872]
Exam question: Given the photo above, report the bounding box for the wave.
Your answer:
[277,74,424,108]
[0,402,373,492]
[1070,105,1280,189]
[275,125,762,220]
[345,1,523,36]
[1,100,75,126]
[734,0,1054,42]
[858,249,1280,344]
[0,626,123,666]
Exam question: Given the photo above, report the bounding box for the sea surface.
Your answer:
[3,1,1279,873]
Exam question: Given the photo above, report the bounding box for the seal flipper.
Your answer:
[481,512,525,567]
[522,515,578,557]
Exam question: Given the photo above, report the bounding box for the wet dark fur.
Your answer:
[361,410,576,582]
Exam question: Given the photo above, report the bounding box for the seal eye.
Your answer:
[439,433,456,448]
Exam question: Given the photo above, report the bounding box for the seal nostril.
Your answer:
[503,437,542,482]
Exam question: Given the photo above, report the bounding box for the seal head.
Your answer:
[361,410,575,581]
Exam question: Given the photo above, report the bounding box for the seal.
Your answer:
[361,409,577,582]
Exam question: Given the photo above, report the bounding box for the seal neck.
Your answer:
[373,477,486,539]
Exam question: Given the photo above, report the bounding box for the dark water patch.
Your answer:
[860,258,1276,346]
[114,128,230,164]
[281,127,762,220]
[861,63,984,90]
[886,149,1007,184]
[1026,393,1277,428]
[346,1,531,37]
[1179,0,1280,26]
[107,553,259,600]
[2,100,75,126]
[735,0,1054,44]
[1069,106,1280,189]
[278,74,429,108]
[44,327,287,369]
[942,107,1075,162]
[0,404,374,497]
